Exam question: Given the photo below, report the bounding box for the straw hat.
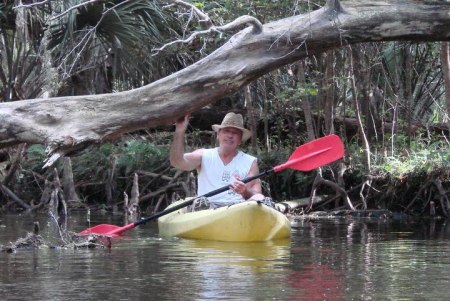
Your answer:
[212,112,252,142]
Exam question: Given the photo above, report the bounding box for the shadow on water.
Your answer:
[1,211,450,300]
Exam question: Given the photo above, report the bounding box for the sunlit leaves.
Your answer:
[373,137,450,177]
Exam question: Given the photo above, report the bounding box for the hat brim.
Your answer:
[212,125,252,142]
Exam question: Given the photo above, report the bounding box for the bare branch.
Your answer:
[218,15,263,34]
[165,0,213,28]
[153,15,263,54]
[155,0,262,54]
[13,0,50,9]
[153,28,216,54]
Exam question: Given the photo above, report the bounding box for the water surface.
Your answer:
[1,212,449,300]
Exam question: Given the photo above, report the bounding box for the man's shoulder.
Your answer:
[197,147,217,159]
[202,147,216,154]
[192,148,207,154]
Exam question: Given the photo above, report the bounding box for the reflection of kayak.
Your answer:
[158,200,291,242]
[179,239,291,268]
[185,238,291,261]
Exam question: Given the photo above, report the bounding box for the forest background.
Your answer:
[1,0,450,219]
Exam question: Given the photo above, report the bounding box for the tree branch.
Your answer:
[164,0,213,28]
[155,0,263,54]
[14,0,50,9]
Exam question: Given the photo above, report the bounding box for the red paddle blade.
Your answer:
[78,223,135,236]
[274,135,344,172]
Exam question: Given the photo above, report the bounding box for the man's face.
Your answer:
[217,127,243,149]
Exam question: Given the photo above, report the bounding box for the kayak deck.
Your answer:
[158,200,291,242]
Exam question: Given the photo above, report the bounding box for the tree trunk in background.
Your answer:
[295,61,316,141]
[351,45,375,143]
[57,69,112,97]
[261,78,271,150]
[244,84,258,152]
[404,46,413,147]
[349,46,371,171]
[273,70,283,147]
[1,144,27,186]
[62,157,79,204]
[324,51,336,135]
[391,96,399,157]
[441,42,450,133]
[105,153,118,208]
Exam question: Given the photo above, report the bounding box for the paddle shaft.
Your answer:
[133,168,275,227]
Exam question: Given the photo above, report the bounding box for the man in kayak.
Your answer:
[170,112,271,210]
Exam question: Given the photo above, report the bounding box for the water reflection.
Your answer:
[1,213,450,300]
[291,218,450,301]
[287,265,343,301]
[179,239,291,267]
[154,238,292,301]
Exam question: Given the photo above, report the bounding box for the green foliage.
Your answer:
[193,2,205,8]
[258,147,288,170]
[69,139,169,183]
[116,140,169,175]
[258,147,314,200]
[276,84,318,104]
[67,139,168,202]
[71,144,113,182]
[24,145,47,169]
[381,42,444,123]
[16,138,169,203]
[369,137,450,177]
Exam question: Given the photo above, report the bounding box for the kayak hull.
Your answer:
[158,200,291,242]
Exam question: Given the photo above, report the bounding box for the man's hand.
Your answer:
[170,114,202,171]
[230,177,249,198]
[175,115,190,133]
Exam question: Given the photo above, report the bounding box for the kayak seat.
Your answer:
[189,196,277,212]
[258,197,276,209]
[190,197,213,212]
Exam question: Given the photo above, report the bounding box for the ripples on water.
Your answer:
[0,213,449,301]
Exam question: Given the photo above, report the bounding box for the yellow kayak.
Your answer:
[158,200,291,242]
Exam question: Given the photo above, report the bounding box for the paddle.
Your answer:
[78,134,344,236]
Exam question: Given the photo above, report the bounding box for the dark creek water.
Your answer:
[1,212,449,301]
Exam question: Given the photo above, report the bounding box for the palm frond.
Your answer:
[48,0,190,91]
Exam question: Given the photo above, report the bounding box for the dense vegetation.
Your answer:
[1,1,450,218]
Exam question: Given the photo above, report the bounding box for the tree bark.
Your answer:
[1,144,27,186]
[295,61,316,141]
[62,157,79,204]
[0,0,449,165]
[441,42,450,133]
[348,45,371,171]
[244,84,258,152]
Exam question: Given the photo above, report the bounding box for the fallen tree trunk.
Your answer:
[0,0,449,166]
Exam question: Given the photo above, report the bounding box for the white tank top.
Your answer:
[197,148,256,204]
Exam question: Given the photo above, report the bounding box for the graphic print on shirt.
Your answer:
[221,170,231,182]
